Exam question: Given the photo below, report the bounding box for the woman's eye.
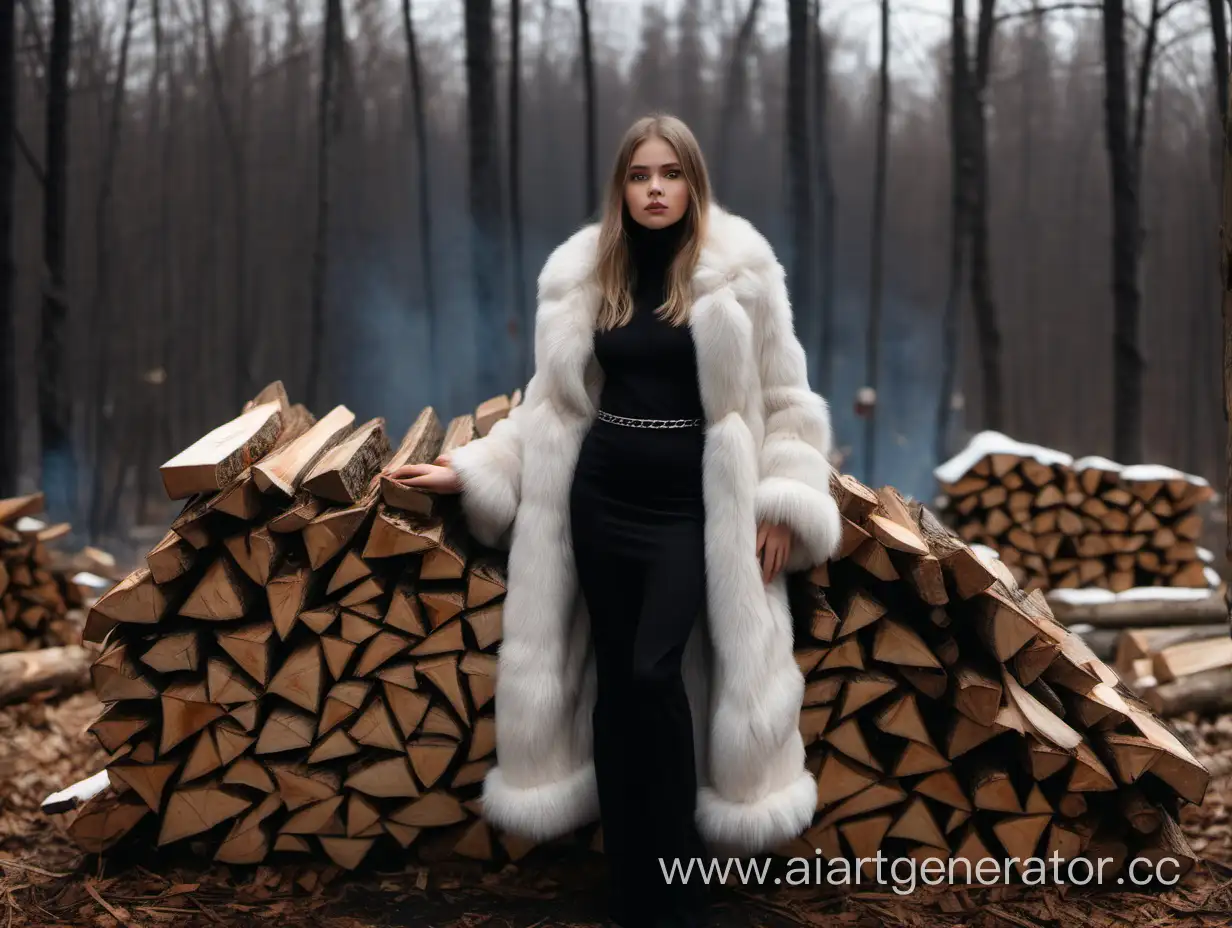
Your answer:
[666,171,680,179]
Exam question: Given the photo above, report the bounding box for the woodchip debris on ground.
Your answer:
[3,692,1232,928]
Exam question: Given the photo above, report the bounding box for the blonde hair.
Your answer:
[594,114,712,331]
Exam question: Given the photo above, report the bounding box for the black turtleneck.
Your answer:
[593,217,705,421]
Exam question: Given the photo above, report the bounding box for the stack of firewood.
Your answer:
[59,392,1206,879]
[779,476,1206,876]
[936,433,1215,594]
[1107,625,1232,718]
[0,493,86,651]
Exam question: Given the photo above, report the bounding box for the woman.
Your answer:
[384,115,842,926]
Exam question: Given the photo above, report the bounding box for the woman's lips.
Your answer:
[647,203,668,211]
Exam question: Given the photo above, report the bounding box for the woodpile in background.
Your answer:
[0,493,88,651]
[52,391,1207,881]
[936,432,1216,594]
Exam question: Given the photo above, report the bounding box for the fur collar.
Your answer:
[531,205,783,421]
[537,204,780,302]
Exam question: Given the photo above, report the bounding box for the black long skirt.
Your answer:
[568,416,711,922]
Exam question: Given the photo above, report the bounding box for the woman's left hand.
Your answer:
[756,522,793,584]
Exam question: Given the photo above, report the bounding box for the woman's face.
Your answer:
[624,137,689,230]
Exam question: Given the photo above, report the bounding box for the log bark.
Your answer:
[0,645,92,705]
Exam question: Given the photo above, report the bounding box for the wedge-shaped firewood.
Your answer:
[321,637,358,678]
[267,641,324,713]
[818,783,906,829]
[158,784,252,846]
[305,488,384,569]
[840,813,893,877]
[140,630,200,674]
[886,796,946,848]
[254,405,356,496]
[804,675,844,707]
[837,671,896,719]
[213,793,282,864]
[215,621,274,685]
[1026,738,1071,780]
[349,697,403,751]
[874,692,932,746]
[466,559,507,608]
[160,679,225,753]
[1126,705,1209,804]
[266,562,320,639]
[181,555,260,621]
[267,491,323,532]
[255,707,315,754]
[422,517,472,580]
[207,658,261,705]
[308,729,360,764]
[975,585,1038,661]
[109,762,179,812]
[831,474,880,522]
[161,401,283,499]
[872,618,941,669]
[951,664,1000,727]
[994,814,1051,870]
[389,791,467,827]
[355,630,412,677]
[181,729,224,783]
[971,765,1021,812]
[304,417,390,504]
[345,756,420,798]
[912,770,971,811]
[416,653,469,723]
[819,635,864,672]
[1001,667,1080,750]
[273,765,341,811]
[1068,742,1117,792]
[839,589,886,637]
[408,736,461,788]
[89,708,150,754]
[66,792,149,854]
[84,567,167,642]
[224,526,287,587]
[825,718,881,772]
[221,758,275,793]
[816,751,879,807]
[465,603,502,650]
[412,616,466,655]
[146,530,197,584]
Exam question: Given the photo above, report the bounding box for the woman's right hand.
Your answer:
[372,454,462,494]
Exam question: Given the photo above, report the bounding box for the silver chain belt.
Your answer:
[596,409,703,429]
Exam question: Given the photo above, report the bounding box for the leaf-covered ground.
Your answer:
[3,692,1232,928]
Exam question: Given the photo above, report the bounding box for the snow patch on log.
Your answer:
[935,431,1073,485]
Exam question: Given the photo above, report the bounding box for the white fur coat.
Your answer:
[446,205,843,855]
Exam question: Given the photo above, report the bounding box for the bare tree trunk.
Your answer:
[969,0,1003,430]
[716,0,763,194]
[87,0,138,541]
[400,0,437,384]
[307,0,342,410]
[812,1,836,398]
[1222,69,1232,626]
[465,0,508,399]
[0,0,18,497]
[1210,0,1228,130]
[864,0,890,485]
[201,0,251,408]
[937,0,973,465]
[509,0,529,381]
[1101,0,1144,463]
[786,0,813,371]
[577,0,596,219]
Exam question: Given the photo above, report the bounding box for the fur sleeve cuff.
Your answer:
[448,434,521,549]
[754,474,842,573]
